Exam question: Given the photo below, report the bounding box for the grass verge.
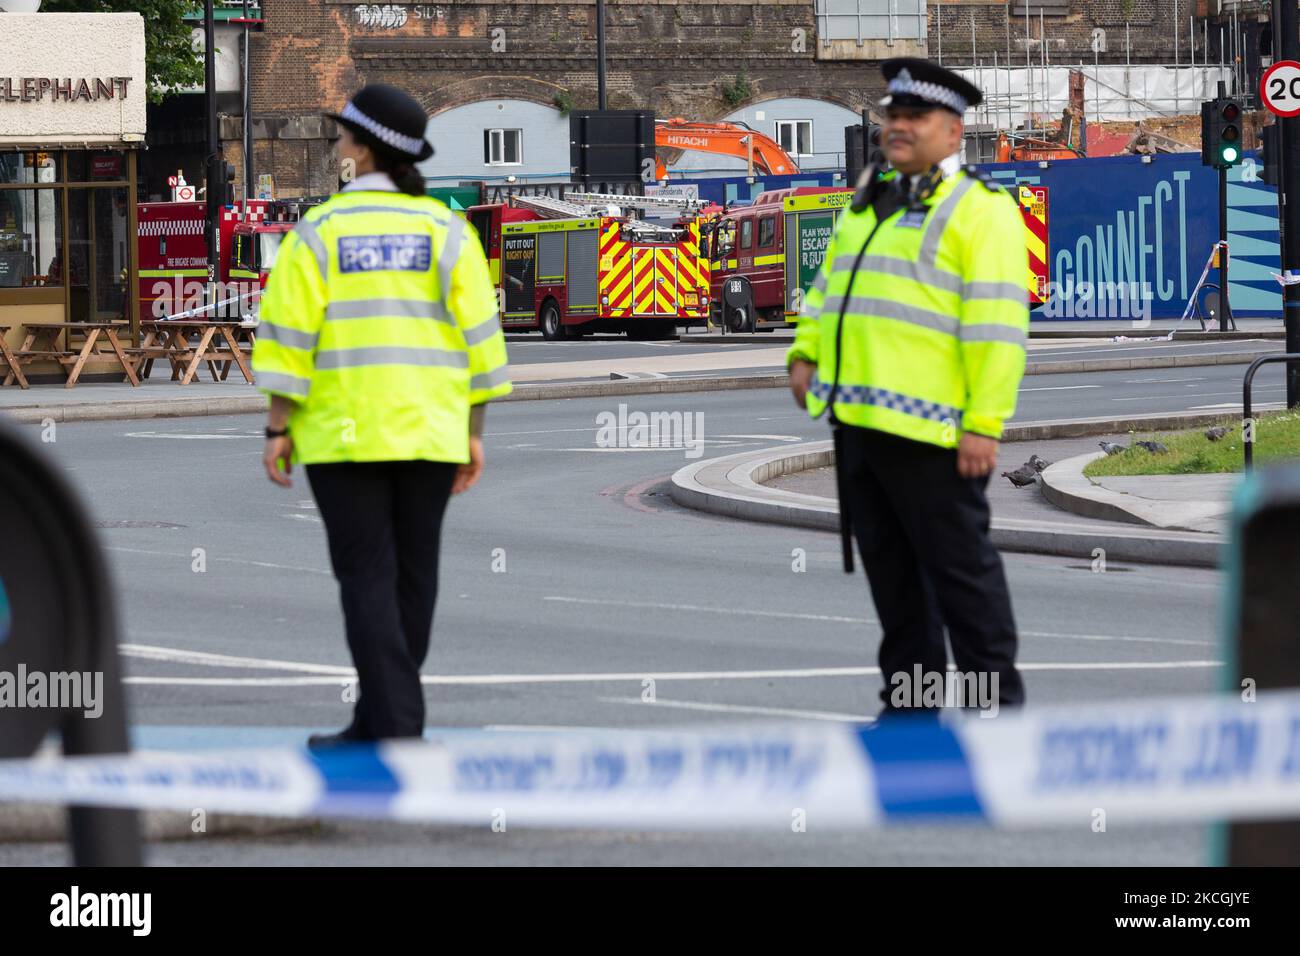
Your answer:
[1082,411,1300,477]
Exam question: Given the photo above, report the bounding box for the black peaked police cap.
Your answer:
[879,58,983,115]
[326,83,435,162]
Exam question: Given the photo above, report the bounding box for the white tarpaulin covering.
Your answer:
[955,65,1236,127]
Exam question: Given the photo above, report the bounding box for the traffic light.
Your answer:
[1261,123,1281,186]
[1201,96,1244,168]
[222,162,237,206]
[864,121,884,166]
[845,118,886,186]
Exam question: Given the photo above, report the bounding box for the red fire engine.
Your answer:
[136,199,314,321]
[467,192,712,339]
[706,183,1051,331]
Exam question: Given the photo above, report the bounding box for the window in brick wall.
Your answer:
[775,120,813,159]
[484,129,522,166]
[815,0,926,43]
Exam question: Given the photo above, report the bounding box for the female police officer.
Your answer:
[252,84,511,749]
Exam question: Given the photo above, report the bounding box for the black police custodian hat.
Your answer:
[326,83,435,162]
[879,58,983,115]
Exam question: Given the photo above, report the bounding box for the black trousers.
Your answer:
[837,425,1025,711]
[307,460,458,739]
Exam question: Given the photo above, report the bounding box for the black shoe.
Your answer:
[306,729,369,752]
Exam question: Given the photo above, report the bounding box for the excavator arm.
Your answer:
[654,117,800,179]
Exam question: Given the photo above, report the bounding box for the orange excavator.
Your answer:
[654,117,799,180]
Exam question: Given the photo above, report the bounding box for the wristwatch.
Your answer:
[265,425,289,439]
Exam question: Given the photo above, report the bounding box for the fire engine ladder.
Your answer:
[509,194,595,219]
[564,192,705,215]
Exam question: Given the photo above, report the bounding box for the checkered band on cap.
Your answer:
[340,101,426,157]
[886,69,969,114]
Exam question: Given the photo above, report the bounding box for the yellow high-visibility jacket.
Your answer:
[252,189,511,465]
[787,168,1029,446]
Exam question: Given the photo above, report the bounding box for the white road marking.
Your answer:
[714,434,804,441]
[1125,377,1208,384]
[545,594,869,623]
[542,595,1211,644]
[555,441,752,453]
[106,546,331,576]
[1021,629,1211,647]
[121,659,1223,688]
[121,643,352,675]
[598,696,868,722]
[124,431,257,440]
[1111,391,1280,402]
[282,513,322,524]
[1019,385,1103,392]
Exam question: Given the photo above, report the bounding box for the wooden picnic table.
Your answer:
[138,319,256,386]
[0,325,28,389]
[1,321,140,389]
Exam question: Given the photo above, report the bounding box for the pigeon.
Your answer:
[1099,441,1126,456]
[1001,463,1040,487]
[1028,454,1052,473]
[1135,440,1169,454]
[1205,426,1230,442]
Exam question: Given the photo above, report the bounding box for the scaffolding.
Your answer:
[935,8,1250,136]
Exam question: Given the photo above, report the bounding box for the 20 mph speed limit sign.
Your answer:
[1261,60,1300,117]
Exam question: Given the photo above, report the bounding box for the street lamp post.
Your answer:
[596,0,607,110]
[204,0,220,300]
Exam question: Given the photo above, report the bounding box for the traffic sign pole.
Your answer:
[1261,17,1300,407]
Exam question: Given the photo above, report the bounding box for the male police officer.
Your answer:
[787,59,1027,716]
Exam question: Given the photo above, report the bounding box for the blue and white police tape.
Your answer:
[1,689,1299,829]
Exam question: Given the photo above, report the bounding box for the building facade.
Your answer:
[237,1,1231,195]
[0,12,147,371]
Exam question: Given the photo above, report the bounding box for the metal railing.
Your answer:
[1242,354,1300,472]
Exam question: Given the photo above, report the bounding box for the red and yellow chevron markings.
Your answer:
[599,221,634,316]
[1018,186,1050,305]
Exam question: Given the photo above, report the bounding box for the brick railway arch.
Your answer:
[705,90,871,122]
[413,77,568,119]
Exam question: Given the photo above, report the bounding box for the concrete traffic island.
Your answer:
[671,427,1229,569]
[1039,452,1236,535]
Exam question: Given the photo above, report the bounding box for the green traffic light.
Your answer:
[1221,145,1240,164]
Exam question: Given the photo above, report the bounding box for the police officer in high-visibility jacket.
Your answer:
[788,59,1027,716]
[252,84,511,749]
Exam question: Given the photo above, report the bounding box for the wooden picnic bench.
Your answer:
[1,322,140,389]
[138,319,256,385]
[0,324,29,389]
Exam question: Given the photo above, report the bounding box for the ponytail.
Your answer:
[388,162,427,198]
[357,130,428,197]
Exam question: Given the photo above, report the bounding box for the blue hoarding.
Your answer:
[675,152,1282,320]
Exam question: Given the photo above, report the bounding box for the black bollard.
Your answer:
[0,417,142,866]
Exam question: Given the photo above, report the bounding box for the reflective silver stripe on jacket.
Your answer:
[314,204,451,227]
[325,298,451,323]
[292,218,328,278]
[469,366,510,391]
[461,311,502,347]
[960,323,1028,346]
[257,320,319,352]
[314,347,469,370]
[963,280,1027,302]
[830,253,964,295]
[255,370,311,397]
[917,175,976,267]
[438,215,465,311]
[809,374,960,425]
[820,294,960,337]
